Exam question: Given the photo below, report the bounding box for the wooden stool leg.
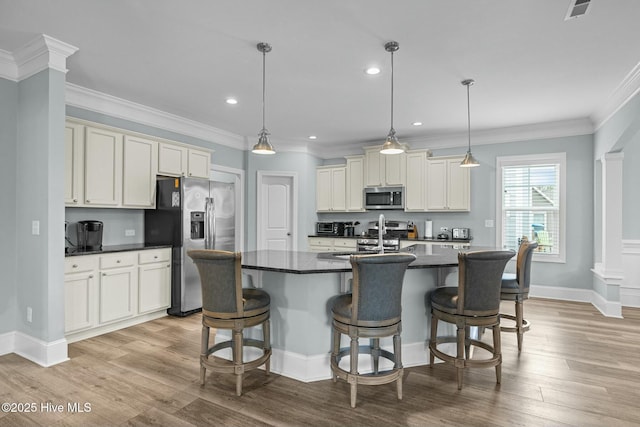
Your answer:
[429,313,438,366]
[233,329,243,396]
[200,325,210,386]
[464,325,471,360]
[456,324,465,390]
[263,319,271,375]
[515,300,524,352]
[331,327,340,382]
[350,335,359,408]
[493,321,502,384]
[394,331,403,400]
[371,338,380,374]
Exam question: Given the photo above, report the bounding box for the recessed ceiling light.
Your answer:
[412,122,423,126]
[225,98,238,105]
[308,135,317,140]
[365,67,380,75]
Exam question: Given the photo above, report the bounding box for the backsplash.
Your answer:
[65,207,145,246]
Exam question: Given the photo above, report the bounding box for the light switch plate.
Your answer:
[31,220,40,235]
[485,220,494,228]
[125,229,135,237]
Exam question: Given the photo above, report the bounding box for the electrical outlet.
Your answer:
[485,220,494,228]
[31,220,40,235]
[27,307,32,323]
[440,227,449,232]
[125,229,135,237]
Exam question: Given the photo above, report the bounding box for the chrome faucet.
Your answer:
[378,214,386,253]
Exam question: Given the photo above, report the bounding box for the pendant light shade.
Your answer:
[380,41,405,155]
[252,42,275,155]
[460,79,479,167]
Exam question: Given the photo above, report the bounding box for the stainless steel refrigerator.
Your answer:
[144,176,236,316]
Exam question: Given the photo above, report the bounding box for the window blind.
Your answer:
[501,163,560,253]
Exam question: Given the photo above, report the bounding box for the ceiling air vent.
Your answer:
[565,0,591,20]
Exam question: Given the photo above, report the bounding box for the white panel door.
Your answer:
[259,174,295,251]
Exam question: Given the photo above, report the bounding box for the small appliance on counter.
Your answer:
[452,228,471,240]
[316,221,348,236]
[76,220,103,251]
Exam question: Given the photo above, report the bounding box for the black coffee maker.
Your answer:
[77,220,104,251]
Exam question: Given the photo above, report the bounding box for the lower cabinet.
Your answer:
[64,247,171,341]
[308,237,357,252]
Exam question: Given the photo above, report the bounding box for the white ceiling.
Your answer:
[1,0,640,157]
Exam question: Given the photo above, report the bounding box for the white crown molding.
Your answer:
[0,34,77,82]
[66,83,247,150]
[0,48,18,81]
[592,61,640,131]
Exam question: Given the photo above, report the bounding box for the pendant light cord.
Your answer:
[262,48,266,131]
[390,49,394,133]
[466,83,471,152]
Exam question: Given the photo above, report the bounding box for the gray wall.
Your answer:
[16,69,66,341]
[246,151,323,251]
[320,133,595,290]
[0,78,18,334]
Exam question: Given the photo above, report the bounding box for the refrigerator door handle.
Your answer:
[204,197,215,249]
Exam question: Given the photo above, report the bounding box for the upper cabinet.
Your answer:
[65,118,212,209]
[84,127,123,206]
[316,166,346,212]
[345,156,365,212]
[426,156,470,211]
[364,146,406,187]
[158,142,210,179]
[404,150,428,211]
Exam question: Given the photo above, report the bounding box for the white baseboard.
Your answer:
[0,331,69,367]
[530,284,624,318]
[621,287,640,308]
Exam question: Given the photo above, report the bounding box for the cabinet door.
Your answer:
[365,149,384,186]
[426,159,447,210]
[405,151,426,211]
[64,271,96,333]
[316,168,333,212]
[64,122,84,206]
[187,149,210,179]
[158,143,187,176]
[331,167,347,211]
[384,152,406,186]
[99,267,136,324]
[138,263,171,314]
[84,127,123,206]
[447,159,470,211]
[123,135,158,208]
[346,156,364,211]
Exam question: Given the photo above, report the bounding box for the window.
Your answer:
[496,153,566,263]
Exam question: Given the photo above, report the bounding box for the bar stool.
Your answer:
[427,250,514,389]
[188,249,271,396]
[330,253,416,408]
[500,240,537,352]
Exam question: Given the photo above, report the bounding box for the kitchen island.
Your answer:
[238,244,490,382]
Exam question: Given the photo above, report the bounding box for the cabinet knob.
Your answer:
[154,255,158,259]
[72,264,78,268]
[89,275,93,278]
[189,172,192,176]
[103,273,106,276]
[116,260,121,263]
[86,200,90,203]
[73,199,78,202]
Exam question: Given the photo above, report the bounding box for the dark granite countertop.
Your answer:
[241,244,503,274]
[65,243,172,257]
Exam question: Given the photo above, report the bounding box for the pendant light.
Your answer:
[380,41,405,155]
[252,42,276,155]
[460,79,479,167]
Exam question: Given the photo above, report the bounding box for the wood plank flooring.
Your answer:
[1,298,639,426]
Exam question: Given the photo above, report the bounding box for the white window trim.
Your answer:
[496,152,566,263]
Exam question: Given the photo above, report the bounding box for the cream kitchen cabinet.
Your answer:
[98,252,137,324]
[158,142,211,179]
[64,122,85,206]
[64,247,171,343]
[137,249,171,314]
[426,156,470,211]
[404,150,429,211]
[316,166,346,212]
[308,237,357,252]
[64,256,98,334]
[84,126,123,206]
[123,135,158,208]
[364,146,406,187]
[346,156,365,211]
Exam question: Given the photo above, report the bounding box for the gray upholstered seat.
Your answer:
[330,252,416,408]
[427,250,514,390]
[499,240,537,352]
[187,249,271,396]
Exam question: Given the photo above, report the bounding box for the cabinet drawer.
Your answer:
[99,253,136,269]
[64,256,97,274]
[333,239,357,249]
[138,248,171,264]
[309,237,334,247]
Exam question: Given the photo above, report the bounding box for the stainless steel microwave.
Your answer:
[364,186,405,210]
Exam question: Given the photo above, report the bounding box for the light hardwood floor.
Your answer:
[1,298,639,426]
